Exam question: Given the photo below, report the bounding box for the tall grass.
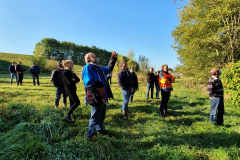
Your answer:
[0,74,239,159]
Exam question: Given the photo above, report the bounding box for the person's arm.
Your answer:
[73,73,80,83]
[8,65,11,73]
[135,74,139,89]
[63,71,75,85]
[117,72,124,89]
[51,70,59,87]
[207,79,214,97]
[108,52,117,71]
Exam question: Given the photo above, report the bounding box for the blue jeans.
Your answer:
[121,89,131,111]
[87,104,106,138]
[10,73,17,84]
[146,83,154,99]
[32,74,40,85]
[55,87,67,106]
[210,97,224,125]
[155,84,160,98]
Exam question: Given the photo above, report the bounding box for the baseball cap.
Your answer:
[57,61,62,65]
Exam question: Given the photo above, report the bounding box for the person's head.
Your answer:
[210,68,220,78]
[162,65,168,72]
[119,61,127,70]
[57,61,63,69]
[12,61,16,65]
[149,68,153,73]
[18,61,22,65]
[130,67,134,73]
[62,60,74,70]
[85,52,99,64]
[33,62,36,66]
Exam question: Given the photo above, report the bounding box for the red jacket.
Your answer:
[159,72,175,91]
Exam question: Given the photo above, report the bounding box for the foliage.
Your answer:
[221,61,240,106]
[32,44,47,70]
[0,74,240,159]
[138,55,150,72]
[126,49,139,71]
[172,0,240,81]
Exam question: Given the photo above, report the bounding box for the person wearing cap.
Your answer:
[82,52,117,142]
[51,61,67,109]
[8,61,17,85]
[207,68,224,126]
[30,62,41,86]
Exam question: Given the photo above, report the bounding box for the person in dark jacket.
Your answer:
[207,68,224,126]
[82,52,117,142]
[30,62,40,86]
[155,71,160,99]
[146,68,155,99]
[15,61,28,85]
[8,61,17,84]
[129,67,139,104]
[117,61,133,120]
[51,61,67,109]
[62,60,80,123]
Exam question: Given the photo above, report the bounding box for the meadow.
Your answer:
[0,73,239,159]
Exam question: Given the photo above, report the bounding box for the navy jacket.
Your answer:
[30,65,40,75]
[8,64,16,73]
[117,69,133,90]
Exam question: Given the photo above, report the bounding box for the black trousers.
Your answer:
[67,93,80,115]
[17,73,23,84]
[107,76,112,85]
[160,91,171,115]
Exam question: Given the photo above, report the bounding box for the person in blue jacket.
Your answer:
[82,52,117,142]
[8,61,17,84]
[30,62,40,86]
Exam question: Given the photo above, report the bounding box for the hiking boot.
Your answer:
[55,105,59,109]
[87,135,97,142]
[97,131,105,136]
[62,114,73,123]
[122,111,128,120]
[63,103,67,107]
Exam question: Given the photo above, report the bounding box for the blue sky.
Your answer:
[0,0,188,70]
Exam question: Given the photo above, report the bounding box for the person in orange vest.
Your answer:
[159,64,175,117]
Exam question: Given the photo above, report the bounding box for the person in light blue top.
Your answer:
[82,52,117,142]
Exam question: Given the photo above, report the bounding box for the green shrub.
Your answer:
[221,61,240,106]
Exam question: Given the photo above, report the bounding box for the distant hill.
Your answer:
[0,52,83,74]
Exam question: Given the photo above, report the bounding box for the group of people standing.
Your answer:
[8,61,40,86]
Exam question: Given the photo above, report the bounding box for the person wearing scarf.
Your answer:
[62,60,80,123]
[82,52,117,142]
[159,64,175,117]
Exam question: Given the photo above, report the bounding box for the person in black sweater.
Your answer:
[62,60,80,123]
[129,67,139,104]
[155,71,160,99]
[117,61,133,120]
[15,61,28,85]
[51,61,67,109]
[146,68,155,99]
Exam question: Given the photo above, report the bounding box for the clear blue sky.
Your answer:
[0,0,187,70]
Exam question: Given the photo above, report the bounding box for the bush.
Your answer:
[221,61,240,106]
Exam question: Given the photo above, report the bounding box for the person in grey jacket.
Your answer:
[51,61,67,109]
[30,62,40,86]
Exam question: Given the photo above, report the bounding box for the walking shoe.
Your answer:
[97,131,105,136]
[87,135,97,142]
[62,114,73,123]
[63,103,67,107]
[122,111,128,120]
[55,105,59,109]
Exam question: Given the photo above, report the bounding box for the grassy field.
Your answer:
[0,73,239,159]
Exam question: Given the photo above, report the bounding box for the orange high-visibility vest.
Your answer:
[159,72,175,91]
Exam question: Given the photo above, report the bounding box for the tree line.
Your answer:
[172,0,240,80]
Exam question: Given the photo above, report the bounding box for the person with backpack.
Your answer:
[51,61,67,109]
[82,52,117,142]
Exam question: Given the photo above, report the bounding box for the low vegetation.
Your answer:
[0,73,239,159]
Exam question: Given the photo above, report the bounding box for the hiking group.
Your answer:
[8,52,224,141]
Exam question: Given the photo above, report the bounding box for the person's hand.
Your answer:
[72,78,75,81]
[167,78,172,81]
[137,87,139,90]
[112,51,117,57]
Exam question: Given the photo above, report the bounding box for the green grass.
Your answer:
[0,74,239,159]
